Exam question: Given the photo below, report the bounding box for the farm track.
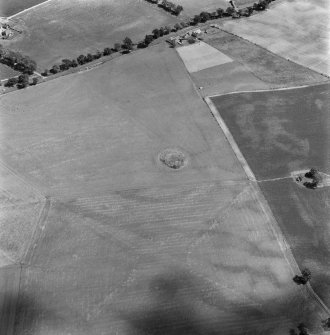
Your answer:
[204,87,330,316]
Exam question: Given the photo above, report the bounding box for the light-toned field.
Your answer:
[0,43,326,333]
[171,0,255,15]
[222,0,330,76]
[204,29,328,88]
[176,41,233,73]
[2,0,179,70]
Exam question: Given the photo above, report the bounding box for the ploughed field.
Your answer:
[0,0,48,17]
[0,44,326,334]
[211,83,330,307]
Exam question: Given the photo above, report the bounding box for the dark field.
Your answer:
[0,0,47,17]
[260,180,330,306]
[211,84,330,180]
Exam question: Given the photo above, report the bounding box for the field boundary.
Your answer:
[204,91,330,316]
[204,96,256,181]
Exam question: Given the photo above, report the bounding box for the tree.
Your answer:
[225,6,235,15]
[85,53,93,62]
[113,43,121,52]
[41,69,48,76]
[173,5,183,15]
[50,64,60,74]
[144,34,154,45]
[200,11,211,22]
[31,77,38,85]
[174,23,181,31]
[216,8,224,17]
[159,27,165,36]
[301,268,312,282]
[122,37,133,50]
[17,73,29,89]
[94,50,102,59]
[103,47,112,56]
[71,59,78,67]
[137,41,147,49]
[59,59,72,71]
[193,14,201,24]
[297,323,308,335]
[77,54,86,65]
[4,77,18,87]
[152,28,160,38]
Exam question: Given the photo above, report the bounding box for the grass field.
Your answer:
[222,0,330,76]
[2,0,179,70]
[0,43,326,333]
[211,84,330,180]
[0,0,48,17]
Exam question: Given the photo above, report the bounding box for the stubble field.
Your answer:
[0,43,326,334]
[222,0,330,76]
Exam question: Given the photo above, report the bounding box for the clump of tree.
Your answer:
[303,168,322,189]
[293,268,312,285]
[322,317,330,330]
[158,0,183,15]
[289,323,309,335]
[122,37,133,52]
[16,73,29,89]
[0,44,37,74]
[4,77,18,87]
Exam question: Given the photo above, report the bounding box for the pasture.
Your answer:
[0,43,326,333]
[2,0,179,70]
[222,0,330,76]
[211,84,330,180]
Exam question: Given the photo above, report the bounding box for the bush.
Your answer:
[5,77,18,87]
[41,69,48,76]
[103,47,112,56]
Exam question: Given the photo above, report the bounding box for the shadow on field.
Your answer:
[118,267,314,335]
[0,291,64,335]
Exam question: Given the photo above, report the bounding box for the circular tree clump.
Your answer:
[159,149,186,170]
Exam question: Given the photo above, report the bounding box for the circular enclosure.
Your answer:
[158,149,186,170]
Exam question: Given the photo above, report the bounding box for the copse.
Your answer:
[0,45,36,74]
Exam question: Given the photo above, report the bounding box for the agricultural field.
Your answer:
[260,179,330,307]
[176,41,233,73]
[0,0,48,17]
[12,182,327,334]
[211,83,330,309]
[0,43,245,200]
[211,84,330,180]
[205,29,328,88]
[170,0,255,16]
[1,0,179,70]
[222,0,330,76]
[0,42,327,334]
